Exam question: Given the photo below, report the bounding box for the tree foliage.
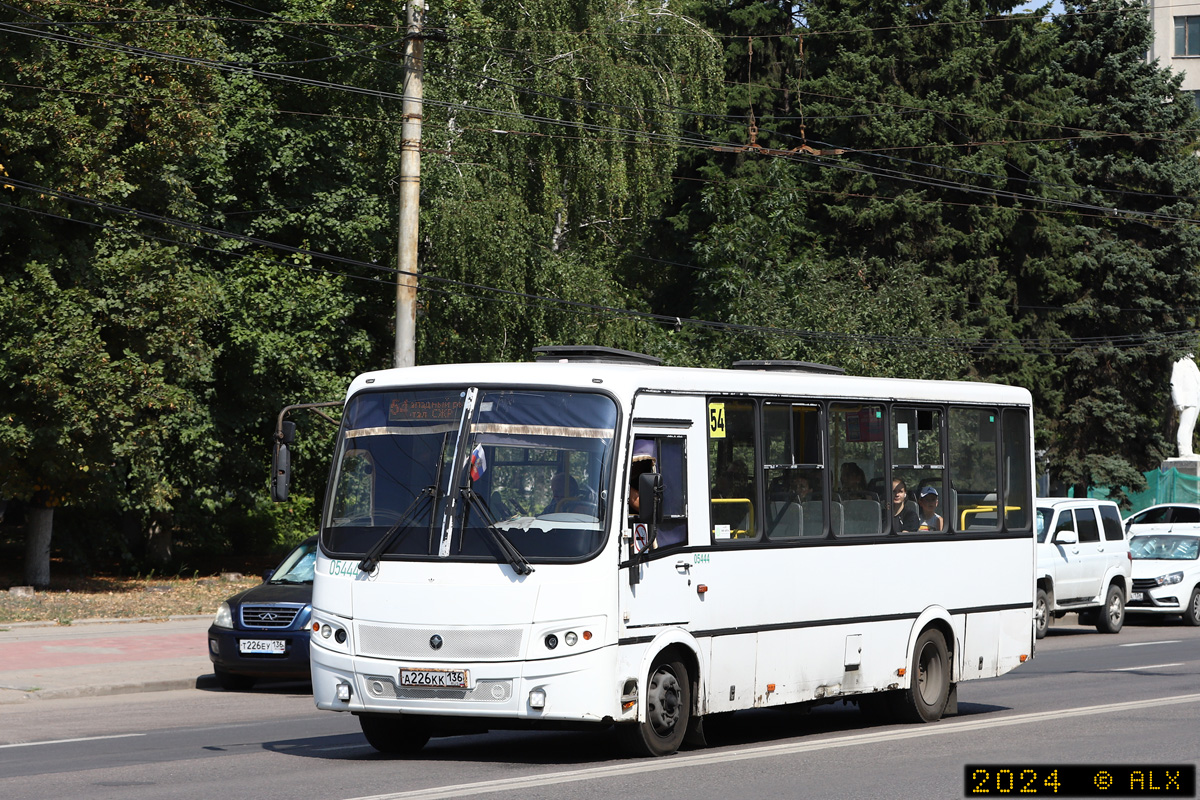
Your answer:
[3,0,1200,583]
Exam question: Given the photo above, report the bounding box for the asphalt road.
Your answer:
[1,617,1197,800]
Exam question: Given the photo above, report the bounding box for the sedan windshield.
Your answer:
[271,539,317,583]
[1130,535,1200,561]
[322,387,617,564]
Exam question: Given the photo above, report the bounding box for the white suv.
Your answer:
[1034,498,1132,639]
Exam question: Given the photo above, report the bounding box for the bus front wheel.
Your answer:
[358,713,430,755]
[619,654,691,757]
[893,628,950,723]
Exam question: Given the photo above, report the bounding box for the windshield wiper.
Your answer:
[462,487,534,576]
[357,486,436,573]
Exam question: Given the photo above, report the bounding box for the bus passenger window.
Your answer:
[892,407,944,534]
[950,407,1000,532]
[709,399,757,542]
[830,404,885,536]
[763,403,824,539]
[1002,409,1032,530]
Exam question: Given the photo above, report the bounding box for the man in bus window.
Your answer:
[917,486,944,531]
[628,438,656,518]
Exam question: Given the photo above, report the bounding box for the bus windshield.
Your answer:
[322,387,617,564]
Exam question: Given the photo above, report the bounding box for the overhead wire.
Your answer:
[3,177,1194,356]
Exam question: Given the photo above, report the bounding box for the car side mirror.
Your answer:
[262,568,275,583]
[1055,529,1078,545]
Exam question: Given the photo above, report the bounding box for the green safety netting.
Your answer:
[1084,467,1200,513]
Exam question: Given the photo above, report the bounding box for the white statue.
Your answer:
[1171,355,1200,458]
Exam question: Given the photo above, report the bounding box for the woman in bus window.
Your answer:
[891,479,920,532]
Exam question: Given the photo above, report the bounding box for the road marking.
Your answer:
[0,733,146,749]
[1119,640,1181,647]
[343,693,1200,800]
[1111,663,1184,671]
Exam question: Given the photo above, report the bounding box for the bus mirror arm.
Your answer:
[269,400,342,503]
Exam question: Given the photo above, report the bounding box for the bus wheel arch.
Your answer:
[620,638,703,757]
[895,612,955,724]
[619,648,692,756]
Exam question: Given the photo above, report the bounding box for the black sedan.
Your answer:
[207,536,316,690]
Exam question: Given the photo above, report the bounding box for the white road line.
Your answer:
[1119,640,1181,647]
[0,733,146,749]
[343,693,1200,800]
[1111,663,1184,671]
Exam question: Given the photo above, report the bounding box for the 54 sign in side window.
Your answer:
[708,403,726,439]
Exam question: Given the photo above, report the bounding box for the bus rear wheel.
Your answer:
[619,654,691,757]
[893,628,950,723]
[358,713,431,755]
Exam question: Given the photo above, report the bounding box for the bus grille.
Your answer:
[363,676,513,703]
[240,604,304,629]
[356,624,524,661]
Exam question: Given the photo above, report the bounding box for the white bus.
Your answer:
[288,346,1035,756]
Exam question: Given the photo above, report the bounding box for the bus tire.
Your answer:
[1034,588,1051,639]
[619,654,690,757]
[893,628,950,723]
[359,713,430,755]
[1095,583,1125,634]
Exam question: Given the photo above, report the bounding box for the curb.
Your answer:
[0,674,220,704]
[0,615,213,630]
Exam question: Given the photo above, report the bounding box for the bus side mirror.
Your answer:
[637,471,663,525]
[271,441,291,502]
[271,421,296,502]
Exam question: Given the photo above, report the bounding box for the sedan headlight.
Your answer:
[1155,571,1185,587]
[213,601,234,629]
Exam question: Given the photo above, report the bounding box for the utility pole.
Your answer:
[394,1,424,368]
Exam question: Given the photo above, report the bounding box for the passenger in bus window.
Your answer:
[838,462,875,501]
[891,479,920,532]
[792,473,814,502]
[917,486,944,531]
[628,439,656,518]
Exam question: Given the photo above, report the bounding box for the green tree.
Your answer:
[0,1,226,584]
[1034,0,1200,497]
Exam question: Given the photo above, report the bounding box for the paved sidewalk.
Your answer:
[0,617,220,704]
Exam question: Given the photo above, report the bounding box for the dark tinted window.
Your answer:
[1099,505,1124,541]
[1132,507,1171,525]
[1171,506,1200,524]
[1076,508,1100,543]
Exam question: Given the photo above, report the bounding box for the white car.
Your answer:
[1126,533,1200,625]
[1034,498,1132,639]
[1124,503,1200,536]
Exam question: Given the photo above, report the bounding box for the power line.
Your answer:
[3,178,1194,356]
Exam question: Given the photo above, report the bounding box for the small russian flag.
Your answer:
[469,443,487,481]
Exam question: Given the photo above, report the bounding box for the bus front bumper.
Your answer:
[311,643,620,723]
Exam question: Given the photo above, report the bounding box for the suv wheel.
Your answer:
[1095,584,1125,634]
[1034,589,1050,639]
